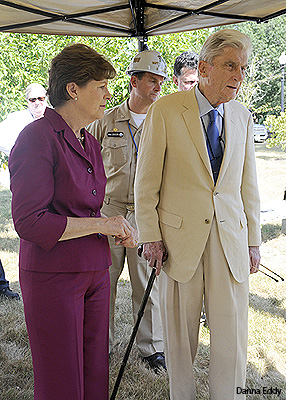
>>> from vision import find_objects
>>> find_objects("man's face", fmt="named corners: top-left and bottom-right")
top-left (131, 72), bottom-right (164, 105)
top-left (198, 46), bottom-right (248, 108)
top-left (27, 88), bottom-right (47, 119)
top-left (173, 67), bottom-right (198, 91)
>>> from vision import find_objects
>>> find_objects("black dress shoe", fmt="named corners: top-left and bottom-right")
top-left (0, 287), bottom-right (20, 300)
top-left (143, 352), bottom-right (167, 373)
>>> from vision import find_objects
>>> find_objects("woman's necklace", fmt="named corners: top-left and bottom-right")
top-left (76, 129), bottom-right (85, 145)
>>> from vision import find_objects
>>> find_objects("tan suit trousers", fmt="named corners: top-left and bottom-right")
top-left (159, 218), bottom-right (249, 400)
top-left (102, 201), bottom-right (164, 357)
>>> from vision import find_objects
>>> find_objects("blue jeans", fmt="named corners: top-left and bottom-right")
top-left (0, 259), bottom-right (9, 291)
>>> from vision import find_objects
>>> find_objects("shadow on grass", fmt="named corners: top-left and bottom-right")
top-left (261, 223), bottom-right (282, 242)
top-left (0, 237), bottom-right (19, 253)
top-left (246, 360), bottom-right (286, 399)
top-left (0, 297), bottom-right (34, 400)
top-left (255, 153), bottom-right (286, 161)
top-left (249, 293), bottom-right (286, 322)
top-left (0, 188), bottom-right (13, 233)
top-left (255, 142), bottom-right (286, 157)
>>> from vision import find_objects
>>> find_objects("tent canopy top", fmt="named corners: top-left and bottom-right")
top-left (0, 0), bottom-right (285, 41)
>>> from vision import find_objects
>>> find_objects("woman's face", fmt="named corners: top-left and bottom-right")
top-left (76, 79), bottom-right (112, 123)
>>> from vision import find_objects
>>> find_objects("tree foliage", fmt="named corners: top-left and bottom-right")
top-left (1, 15), bottom-right (286, 159)
top-left (0, 30), bottom-right (209, 167)
top-left (218, 15), bottom-right (286, 121)
top-left (265, 112), bottom-right (286, 150)
top-left (0, 29), bottom-right (209, 121)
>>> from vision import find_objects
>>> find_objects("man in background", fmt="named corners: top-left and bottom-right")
top-left (173, 50), bottom-right (207, 324)
top-left (0, 83), bottom-right (47, 156)
top-left (0, 83), bottom-right (46, 300)
top-left (173, 50), bottom-right (199, 91)
top-left (0, 259), bottom-right (19, 299)
top-left (87, 50), bottom-right (168, 372)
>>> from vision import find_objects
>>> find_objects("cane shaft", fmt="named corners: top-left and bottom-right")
top-left (260, 263), bottom-right (284, 281)
top-left (259, 269), bottom-right (279, 282)
top-left (110, 266), bottom-right (157, 400)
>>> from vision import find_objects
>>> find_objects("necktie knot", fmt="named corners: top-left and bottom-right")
top-left (209, 109), bottom-right (218, 123)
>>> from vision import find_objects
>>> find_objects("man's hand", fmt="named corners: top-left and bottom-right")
top-left (142, 241), bottom-right (168, 276)
top-left (249, 246), bottom-right (260, 274)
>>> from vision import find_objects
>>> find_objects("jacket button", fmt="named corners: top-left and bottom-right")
top-left (90, 211), bottom-right (96, 217)
top-left (92, 189), bottom-right (97, 195)
top-left (87, 167), bottom-right (93, 174)
top-left (97, 233), bottom-right (102, 239)
top-left (205, 218), bottom-right (210, 224)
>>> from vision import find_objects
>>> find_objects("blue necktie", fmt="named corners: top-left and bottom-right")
top-left (206, 109), bottom-right (223, 184)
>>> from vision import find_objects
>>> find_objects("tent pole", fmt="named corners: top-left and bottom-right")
top-left (138, 35), bottom-right (148, 51)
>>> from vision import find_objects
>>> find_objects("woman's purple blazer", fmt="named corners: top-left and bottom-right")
top-left (9, 107), bottom-right (111, 273)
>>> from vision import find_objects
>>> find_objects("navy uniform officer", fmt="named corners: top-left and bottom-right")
top-left (87, 50), bottom-right (168, 371)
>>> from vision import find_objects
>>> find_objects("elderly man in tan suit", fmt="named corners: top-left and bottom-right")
top-left (134, 29), bottom-right (261, 400)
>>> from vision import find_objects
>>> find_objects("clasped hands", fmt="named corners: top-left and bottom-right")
top-left (100, 215), bottom-right (138, 248)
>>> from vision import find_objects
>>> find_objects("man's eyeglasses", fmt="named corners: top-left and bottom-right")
top-left (28, 97), bottom-right (46, 103)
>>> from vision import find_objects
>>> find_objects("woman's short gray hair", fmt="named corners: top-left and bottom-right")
top-left (199, 29), bottom-right (252, 65)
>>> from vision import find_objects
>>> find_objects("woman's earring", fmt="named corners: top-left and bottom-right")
top-left (74, 97), bottom-right (78, 101)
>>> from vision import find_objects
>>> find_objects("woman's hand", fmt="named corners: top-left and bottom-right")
top-left (98, 215), bottom-right (138, 248)
top-left (59, 215), bottom-right (137, 247)
top-left (114, 228), bottom-right (138, 248)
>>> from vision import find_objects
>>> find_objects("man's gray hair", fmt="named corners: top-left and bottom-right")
top-left (199, 29), bottom-right (252, 65)
top-left (25, 83), bottom-right (46, 100)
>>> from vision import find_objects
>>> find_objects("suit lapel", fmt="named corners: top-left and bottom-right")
top-left (217, 101), bottom-right (237, 184)
top-left (63, 128), bottom-right (92, 163)
top-left (46, 108), bottom-right (91, 163)
top-left (180, 91), bottom-right (242, 186)
top-left (181, 90), bottom-right (213, 179)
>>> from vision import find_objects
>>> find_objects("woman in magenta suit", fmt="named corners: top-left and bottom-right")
top-left (9, 44), bottom-right (137, 400)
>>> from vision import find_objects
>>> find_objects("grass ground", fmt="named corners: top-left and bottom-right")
top-left (0, 142), bottom-right (285, 399)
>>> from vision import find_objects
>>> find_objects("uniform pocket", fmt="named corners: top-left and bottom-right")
top-left (103, 137), bottom-right (128, 166)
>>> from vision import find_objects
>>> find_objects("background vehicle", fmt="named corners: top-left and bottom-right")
top-left (253, 124), bottom-right (268, 142)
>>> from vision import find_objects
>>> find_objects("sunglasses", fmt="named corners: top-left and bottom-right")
top-left (28, 97), bottom-right (46, 103)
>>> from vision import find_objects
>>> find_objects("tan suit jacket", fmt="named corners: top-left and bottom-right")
top-left (134, 88), bottom-right (261, 283)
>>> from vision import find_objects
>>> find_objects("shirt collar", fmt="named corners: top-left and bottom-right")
top-left (195, 85), bottom-right (224, 119)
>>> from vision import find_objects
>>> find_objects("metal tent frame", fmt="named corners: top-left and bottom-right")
top-left (0, 1), bottom-right (285, 50)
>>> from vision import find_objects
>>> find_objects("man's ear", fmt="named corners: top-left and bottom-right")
top-left (198, 60), bottom-right (208, 77)
top-left (172, 75), bottom-right (178, 87)
top-left (66, 82), bottom-right (78, 100)
top-left (130, 75), bottom-right (138, 90)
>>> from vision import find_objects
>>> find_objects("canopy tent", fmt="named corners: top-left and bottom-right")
top-left (0, 1), bottom-right (285, 49)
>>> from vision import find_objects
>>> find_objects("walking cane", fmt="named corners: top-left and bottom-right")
top-left (110, 245), bottom-right (158, 400)
top-left (253, 263), bottom-right (285, 282)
